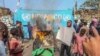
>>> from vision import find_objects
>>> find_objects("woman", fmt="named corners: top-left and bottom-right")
top-left (9, 28), bottom-right (23, 56)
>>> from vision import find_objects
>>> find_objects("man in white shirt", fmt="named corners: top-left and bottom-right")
top-left (56, 20), bottom-right (75, 56)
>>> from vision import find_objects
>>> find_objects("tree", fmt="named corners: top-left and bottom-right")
top-left (80, 0), bottom-right (100, 10)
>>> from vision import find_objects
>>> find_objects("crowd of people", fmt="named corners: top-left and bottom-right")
top-left (56, 18), bottom-right (100, 56)
top-left (0, 17), bottom-right (100, 56)
top-left (0, 21), bottom-right (24, 56)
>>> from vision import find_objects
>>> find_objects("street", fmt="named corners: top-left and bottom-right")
top-left (23, 40), bottom-right (33, 56)
top-left (23, 40), bottom-right (60, 56)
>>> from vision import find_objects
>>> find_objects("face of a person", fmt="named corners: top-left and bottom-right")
top-left (16, 23), bottom-right (21, 27)
top-left (67, 21), bottom-right (72, 27)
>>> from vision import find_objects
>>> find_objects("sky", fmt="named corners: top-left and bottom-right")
top-left (0, 0), bottom-right (86, 12)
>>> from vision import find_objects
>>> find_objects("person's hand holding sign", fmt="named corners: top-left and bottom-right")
top-left (83, 27), bottom-right (100, 56)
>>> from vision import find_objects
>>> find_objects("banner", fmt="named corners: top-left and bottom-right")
top-left (14, 8), bottom-right (74, 55)
top-left (14, 8), bottom-right (74, 39)
top-left (14, 8), bottom-right (74, 25)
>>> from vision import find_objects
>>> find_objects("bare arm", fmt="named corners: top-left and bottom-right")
top-left (83, 27), bottom-right (100, 56)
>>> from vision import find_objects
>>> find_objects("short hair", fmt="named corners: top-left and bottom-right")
top-left (80, 28), bottom-right (86, 36)
top-left (67, 20), bottom-right (72, 23)
top-left (16, 21), bottom-right (22, 25)
top-left (10, 28), bottom-right (18, 36)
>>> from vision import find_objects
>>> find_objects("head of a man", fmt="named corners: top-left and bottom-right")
top-left (67, 20), bottom-right (72, 27)
top-left (16, 21), bottom-right (22, 27)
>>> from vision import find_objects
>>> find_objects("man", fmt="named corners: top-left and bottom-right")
top-left (56, 20), bottom-right (75, 56)
top-left (73, 20), bottom-right (78, 32)
top-left (27, 22), bottom-right (32, 39)
top-left (77, 19), bottom-right (84, 33)
top-left (16, 21), bottom-right (24, 39)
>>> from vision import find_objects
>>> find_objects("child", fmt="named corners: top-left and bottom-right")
top-left (72, 28), bottom-right (87, 56)
top-left (9, 28), bottom-right (23, 56)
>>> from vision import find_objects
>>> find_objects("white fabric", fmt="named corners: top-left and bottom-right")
top-left (56, 27), bottom-right (75, 46)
